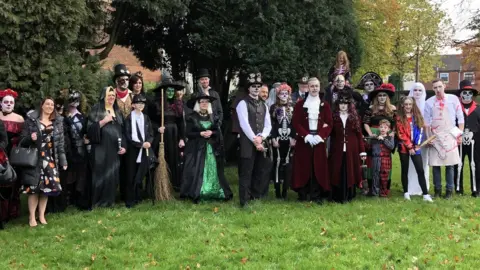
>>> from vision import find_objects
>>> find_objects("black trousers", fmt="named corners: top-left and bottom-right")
top-left (238, 151), bottom-right (269, 206)
top-left (399, 153), bottom-right (428, 195)
top-left (454, 143), bottom-right (479, 194)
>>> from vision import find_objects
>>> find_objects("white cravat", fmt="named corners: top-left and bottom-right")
top-left (303, 95), bottom-right (320, 131)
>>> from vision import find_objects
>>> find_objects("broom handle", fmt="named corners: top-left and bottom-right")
top-left (161, 87), bottom-right (165, 144)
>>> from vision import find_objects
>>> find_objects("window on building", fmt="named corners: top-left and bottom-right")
top-left (464, 72), bottom-right (475, 84)
top-left (439, 73), bottom-right (449, 83)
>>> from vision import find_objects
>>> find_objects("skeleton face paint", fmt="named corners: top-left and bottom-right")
top-left (364, 81), bottom-right (375, 93)
top-left (1, 95), bottom-right (15, 113)
top-left (335, 77), bottom-right (345, 89)
top-left (166, 87), bottom-right (175, 99)
top-left (249, 84), bottom-right (261, 98)
top-left (116, 76), bottom-right (129, 90)
top-left (377, 93), bottom-right (388, 104)
top-left (278, 90), bottom-right (289, 103)
top-left (461, 90), bottom-right (473, 103)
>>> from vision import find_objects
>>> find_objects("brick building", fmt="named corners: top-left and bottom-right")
top-left (91, 46), bottom-right (162, 83)
top-left (422, 54), bottom-right (480, 90)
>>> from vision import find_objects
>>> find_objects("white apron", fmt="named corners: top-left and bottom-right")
top-left (428, 100), bottom-right (461, 166)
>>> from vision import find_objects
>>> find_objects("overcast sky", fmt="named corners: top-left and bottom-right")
top-left (435, 0), bottom-right (480, 54)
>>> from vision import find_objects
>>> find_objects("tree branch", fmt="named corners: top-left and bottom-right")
top-left (94, 2), bottom-right (129, 61)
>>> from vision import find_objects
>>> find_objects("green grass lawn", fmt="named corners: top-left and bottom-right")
top-left (1, 155), bottom-right (479, 269)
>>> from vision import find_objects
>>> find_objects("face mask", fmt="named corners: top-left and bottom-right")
top-left (1, 96), bottom-right (15, 113)
top-left (461, 90), bottom-right (473, 103)
top-left (364, 81), bottom-right (375, 93)
top-left (166, 88), bottom-right (175, 99)
top-left (278, 91), bottom-right (289, 103)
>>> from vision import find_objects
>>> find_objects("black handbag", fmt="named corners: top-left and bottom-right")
top-left (9, 138), bottom-right (39, 168)
top-left (0, 160), bottom-right (17, 186)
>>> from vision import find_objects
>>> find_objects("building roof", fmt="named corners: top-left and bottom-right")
top-left (437, 54), bottom-right (475, 72)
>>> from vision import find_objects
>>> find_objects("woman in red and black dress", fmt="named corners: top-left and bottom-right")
top-left (0, 89), bottom-right (24, 226)
top-left (329, 91), bottom-right (366, 203)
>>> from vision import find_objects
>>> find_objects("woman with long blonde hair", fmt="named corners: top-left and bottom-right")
top-left (362, 83), bottom-right (396, 196)
top-left (328, 50), bottom-right (351, 84)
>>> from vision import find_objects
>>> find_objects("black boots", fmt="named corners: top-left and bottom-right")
top-left (444, 189), bottom-right (453, 199)
top-left (434, 189), bottom-right (442, 198)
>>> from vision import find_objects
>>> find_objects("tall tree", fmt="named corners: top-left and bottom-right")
top-left (0, 0), bottom-right (110, 112)
top-left (116, 0), bottom-right (362, 106)
top-left (390, 0), bottom-right (450, 82)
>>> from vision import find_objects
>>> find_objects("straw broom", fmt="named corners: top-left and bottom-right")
top-left (154, 87), bottom-right (174, 201)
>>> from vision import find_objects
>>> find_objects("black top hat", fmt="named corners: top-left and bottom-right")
top-left (186, 95), bottom-right (217, 109)
top-left (297, 74), bottom-right (309, 84)
top-left (153, 71), bottom-right (184, 92)
top-left (356, 72), bottom-right (383, 90)
top-left (246, 72), bottom-right (263, 87)
top-left (113, 64), bottom-right (131, 81)
top-left (458, 80), bottom-right (478, 96)
top-left (132, 94), bottom-right (147, 104)
top-left (197, 69), bottom-right (210, 78)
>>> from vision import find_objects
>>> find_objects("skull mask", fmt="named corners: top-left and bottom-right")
top-left (461, 90), bottom-right (473, 104)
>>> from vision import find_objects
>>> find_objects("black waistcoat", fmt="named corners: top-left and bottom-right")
top-left (239, 96), bottom-right (266, 158)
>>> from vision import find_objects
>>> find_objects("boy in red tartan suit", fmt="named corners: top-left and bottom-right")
top-left (370, 119), bottom-right (395, 197)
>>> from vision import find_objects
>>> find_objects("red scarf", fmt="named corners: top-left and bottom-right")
top-left (116, 88), bottom-right (129, 99)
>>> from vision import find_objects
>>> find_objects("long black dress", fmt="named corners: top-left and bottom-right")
top-left (87, 89), bottom-right (125, 208)
top-left (180, 112), bottom-right (232, 202)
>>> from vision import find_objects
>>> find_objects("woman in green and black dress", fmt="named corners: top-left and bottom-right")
top-left (180, 96), bottom-right (232, 203)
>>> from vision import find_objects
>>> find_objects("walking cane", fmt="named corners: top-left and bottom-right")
top-left (471, 138), bottom-right (477, 192)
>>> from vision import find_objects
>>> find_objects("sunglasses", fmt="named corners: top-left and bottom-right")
top-left (2, 101), bottom-right (14, 105)
top-left (250, 85), bottom-right (262, 89)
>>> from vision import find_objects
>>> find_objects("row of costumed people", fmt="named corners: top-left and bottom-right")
top-left (1, 57), bottom-right (479, 227)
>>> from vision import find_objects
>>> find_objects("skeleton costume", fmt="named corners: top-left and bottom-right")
top-left (454, 80), bottom-right (480, 197)
top-left (269, 83), bottom-right (295, 199)
top-left (236, 72), bottom-right (272, 207)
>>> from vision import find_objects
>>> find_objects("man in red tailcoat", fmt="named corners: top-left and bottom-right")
top-left (291, 77), bottom-right (333, 203)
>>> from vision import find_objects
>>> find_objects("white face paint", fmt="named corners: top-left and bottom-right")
top-left (413, 88), bottom-right (423, 100)
top-left (461, 90), bottom-right (473, 103)
top-left (364, 81), bottom-right (375, 93)
top-left (116, 76), bottom-right (129, 90)
top-left (377, 93), bottom-right (388, 104)
top-left (278, 90), bottom-right (289, 103)
top-left (1, 95), bottom-right (15, 113)
top-left (249, 84), bottom-right (261, 98)
top-left (335, 77), bottom-right (345, 89)
top-left (339, 103), bottom-right (349, 112)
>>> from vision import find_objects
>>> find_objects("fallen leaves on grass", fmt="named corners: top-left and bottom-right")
top-left (240, 257), bottom-right (248, 264)
top-left (320, 227), bottom-right (327, 235)
top-left (213, 207), bottom-right (219, 213)
top-left (91, 254), bottom-right (96, 262)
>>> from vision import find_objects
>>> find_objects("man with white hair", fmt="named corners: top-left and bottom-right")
top-left (291, 77), bottom-right (332, 203)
